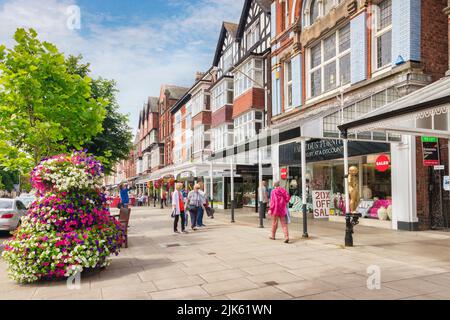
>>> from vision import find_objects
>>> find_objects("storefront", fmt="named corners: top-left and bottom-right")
top-left (279, 139), bottom-right (393, 222)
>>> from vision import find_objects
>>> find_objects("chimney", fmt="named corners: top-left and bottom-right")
top-left (446, 0), bottom-right (450, 75)
top-left (195, 71), bottom-right (205, 82)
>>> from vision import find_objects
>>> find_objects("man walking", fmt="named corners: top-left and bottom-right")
top-left (259, 180), bottom-right (269, 219)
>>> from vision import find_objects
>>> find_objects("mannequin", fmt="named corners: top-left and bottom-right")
top-left (348, 166), bottom-right (360, 213)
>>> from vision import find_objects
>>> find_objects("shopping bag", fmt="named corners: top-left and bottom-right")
top-left (171, 209), bottom-right (176, 218)
top-left (286, 207), bottom-right (291, 224)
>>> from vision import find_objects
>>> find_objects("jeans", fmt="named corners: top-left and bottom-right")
top-left (197, 207), bottom-right (204, 226)
top-left (259, 202), bottom-right (267, 219)
top-left (174, 212), bottom-right (186, 232)
top-left (189, 208), bottom-right (198, 229)
top-left (271, 216), bottom-right (289, 240)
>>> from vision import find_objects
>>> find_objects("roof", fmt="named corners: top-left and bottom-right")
top-left (339, 76), bottom-right (450, 134)
top-left (147, 97), bottom-right (159, 113)
top-left (162, 85), bottom-right (189, 100)
top-left (236, 0), bottom-right (271, 40)
top-left (213, 21), bottom-right (238, 66)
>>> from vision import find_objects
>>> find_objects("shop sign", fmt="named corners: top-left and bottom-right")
top-left (421, 136), bottom-right (440, 166)
top-left (444, 176), bottom-right (450, 191)
top-left (280, 168), bottom-right (288, 180)
top-left (434, 165), bottom-right (445, 171)
top-left (375, 154), bottom-right (390, 172)
top-left (313, 190), bottom-right (331, 219)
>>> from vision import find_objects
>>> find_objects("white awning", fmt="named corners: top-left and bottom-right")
top-left (339, 76), bottom-right (450, 138)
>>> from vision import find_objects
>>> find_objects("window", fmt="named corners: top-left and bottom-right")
top-left (233, 111), bottom-right (263, 144)
top-left (308, 24), bottom-right (350, 98)
top-left (191, 91), bottom-right (206, 117)
top-left (284, 60), bottom-right (293, 109)
top-left (212, 79), bottom-right (234, 112)
top-left (374, 0), bottom-right (392, 70)
top-left (282, 0), bottom-right (289, 30)
top-left (223, 47), bottom-right (233, 72)
top-left (246, 22), bottom-right (260, 49)
top-left (307, 0), bottom-right (342, 26)
top-left (193, 125), bottom-right (211, 153)
top-left (212, 124), bottom-right (234, 151)
top-left (234, 58), bottom-right (264, 98)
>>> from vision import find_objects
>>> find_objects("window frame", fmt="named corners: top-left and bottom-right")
top-left (234, 58), bottom-right (264, 99)
top-left (233, 110), bottom-right (263, 144)
top-left (372, 0), bottom-right (393, 72)
top-left (307, 24), bottom-right (351, 99)
top-left (284, 59), bottom-right (293, 110)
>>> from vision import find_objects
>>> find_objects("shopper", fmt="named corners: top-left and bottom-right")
top-left (259, 180), bottom-right (269, 219)
top-left (172, 183), bottom-right (187, 234)
top-left (197, 182), bottom-right (207, 227)
top-left (119, 184), bottom-right (130, 208)
top-left (268, 181), bottom-right (291, 243)
top-left (187, 184), bottom-right (204, 231)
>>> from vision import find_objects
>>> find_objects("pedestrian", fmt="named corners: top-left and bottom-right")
top-left (258, 180), bottom-right (269, 219)
top-left (196, 182), bottom-right (207, 227)
top-left (119, 184), bottom-right (130, 208)
top-left (187, 183), bottom-right (204, 231)
top-left (268, 181), bottom-right (291, 243)
top-left (172, 183), bottom-right (188, 234)
top-left (160, 188), bottom-right (165, 209)
top-left (153, 190), bottom-right (158, 207)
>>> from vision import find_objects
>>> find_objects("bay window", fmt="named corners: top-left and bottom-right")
top-left (212, 124), bottom-right (234, 152)
top-left (223, 47), bottom-right (233, 73)
top-left (193, 125), bottom-right (211, 154)
top-left (374, 0), bottom-right (392, 70)
top-left (212, 79), bottom-right (234, 112)
top-left (234, 58), bottom-right (264, 98)
top-left (308, 24), bottom-right (350, 98)
top-left (191, 91), bottom-right (207, 117)
top-left (234, 111), bottom-right (263, 144)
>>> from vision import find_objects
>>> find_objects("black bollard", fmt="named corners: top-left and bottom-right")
top-left (231, 200), bottom-right (235, 223)
top-left (345, 213), bottom-right (361, 247)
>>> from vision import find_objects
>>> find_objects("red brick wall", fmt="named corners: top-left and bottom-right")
top-left (233, 88), bottom-right (265, 118)
top-left (421, 0), bottom-right (449, 81)
top-left (192, 111), bottom-right (212, 129)
top-left (212, 105), bottom-right (233, 127)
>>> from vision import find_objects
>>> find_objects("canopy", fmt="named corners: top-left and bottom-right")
top-left (339, 76), bottom-right (450, 139)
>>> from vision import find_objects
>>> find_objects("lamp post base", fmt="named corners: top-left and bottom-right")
top-left (345, 213), bottom-right (362, 247)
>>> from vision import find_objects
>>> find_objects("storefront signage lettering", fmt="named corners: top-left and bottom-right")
top-left (375, 154), bottom-right (390, 172)
top-left (434, 165), bottom-right (445, 171)
top-left (280, 140), bottom-right (390, 165)
top-left (421, 136), bottom-right (440, 166)
top-left (313, 190), bottom-right (331, 219)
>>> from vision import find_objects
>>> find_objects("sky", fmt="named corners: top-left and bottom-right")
top-left (0, 0), bottom-right (245, 133)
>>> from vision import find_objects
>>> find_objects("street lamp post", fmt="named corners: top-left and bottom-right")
top-left (230, 155), bottom-right (235, 223)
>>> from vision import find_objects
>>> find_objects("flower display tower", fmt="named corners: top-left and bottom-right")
top-left (2, 151), bottom-right (124, 283)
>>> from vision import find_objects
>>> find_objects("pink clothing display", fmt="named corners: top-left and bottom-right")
top-left (269, 187), bottom-right (291, 217)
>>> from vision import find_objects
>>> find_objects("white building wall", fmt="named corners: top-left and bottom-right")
top-left (391, 135), bottom-right (418, 230)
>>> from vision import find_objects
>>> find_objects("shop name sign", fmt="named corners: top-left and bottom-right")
top-left (421, 136), bottom-right (440, 166)
top-left (313, 190), bottom-right (331, 219)
top-left (301, 140), bottom-right (344, 159)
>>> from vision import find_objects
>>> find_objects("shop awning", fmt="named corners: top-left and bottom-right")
top-left (338, 76), bottom-right (450, 139)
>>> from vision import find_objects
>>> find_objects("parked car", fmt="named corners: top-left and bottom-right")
top-left (17, 193), bottom-right (36, 209)
top-left (0, 199), bottom-right (27, 231)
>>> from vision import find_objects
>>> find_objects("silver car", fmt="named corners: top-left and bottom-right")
top-left (0, 199), bottom-right (27, 231)
top-left (17, 193), bottom-right (36, 209)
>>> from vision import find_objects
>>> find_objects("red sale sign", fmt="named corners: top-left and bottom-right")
top-left (280, 168), bottom-right (288, 180)
top-left (375, 154), bottom-right (390, 172)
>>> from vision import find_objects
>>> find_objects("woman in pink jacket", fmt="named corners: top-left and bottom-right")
top-left (268, 181), bottom-right (291, 243)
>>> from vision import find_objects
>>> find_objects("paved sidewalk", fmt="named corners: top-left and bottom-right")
top-left (2, 206), bottom-right (450, 300)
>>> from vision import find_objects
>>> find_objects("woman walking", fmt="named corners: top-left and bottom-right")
top-left (187, 184), bottom-right (204, 231)
top-left (172, 183), bottom-right (187, 234)
top-left (268, 181), bottom-right (291, 243)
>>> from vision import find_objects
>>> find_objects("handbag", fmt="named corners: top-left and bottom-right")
top-left (171, 209), bottom-right (176, 218)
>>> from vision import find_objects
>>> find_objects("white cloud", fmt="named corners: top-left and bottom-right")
top-left (0, 0), bottom-right (245, 133)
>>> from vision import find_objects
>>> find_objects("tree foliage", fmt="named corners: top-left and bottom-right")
top-left (0, 28), bottom-right (106, 173)
top-left (66, 55), bottom-right (133, 174)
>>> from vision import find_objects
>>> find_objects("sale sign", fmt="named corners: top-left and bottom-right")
top-left (313, 190), bottom-right (331, 219)
top-left (280, 168), bottom-right (288, 180)
top-left (375, 154), bottom-right (390, 172)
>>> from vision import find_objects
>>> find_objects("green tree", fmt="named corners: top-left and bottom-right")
top-left (66, 55), bottom-right (133, 174)
top-left (0, 28), bottom-right (106, 173)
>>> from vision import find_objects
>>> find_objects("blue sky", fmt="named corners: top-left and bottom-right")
top-left (0, 0), bottom-right (245, 133)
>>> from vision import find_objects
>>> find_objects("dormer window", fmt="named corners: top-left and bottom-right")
top-left (305, 0), bottom-right (342, 27)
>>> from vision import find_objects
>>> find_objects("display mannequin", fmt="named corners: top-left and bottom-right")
top-left (348, 166), bottom-right (360, 213)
